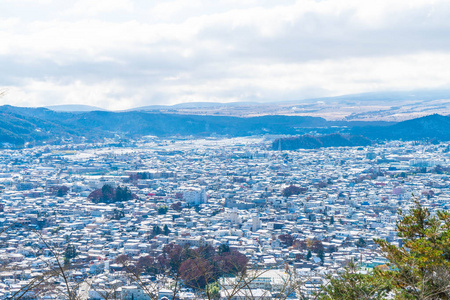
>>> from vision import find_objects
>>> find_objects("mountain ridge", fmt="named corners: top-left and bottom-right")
top-left (0, 105), bottom-right (448, 147)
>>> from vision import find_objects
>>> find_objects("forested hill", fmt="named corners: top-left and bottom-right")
top-left (272, 134), bottom-right (372, 150)
top-left (0, 105), bottom-right (330, 146)
top-left (0, 105), bottom-right (448, 147)
top-left (351, 114), bottom-right (450, 141)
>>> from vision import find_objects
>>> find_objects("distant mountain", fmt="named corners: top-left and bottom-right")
top-left (0, 106), bottom-right (330, 146)
top-left (45, 104), bottom-right (106, 112)
top-left (126, 89), bottom-right (450, 121)
top-left (295, 89), bottom-right (450, 104)
top-left (352, 114), bottom-right (450, 141)
top-left (0, 105), bottom-right (450, 147)
top-left (131, 89), bottom-right (450, 112)
top-left (130, 101), bottom-right (261, 111)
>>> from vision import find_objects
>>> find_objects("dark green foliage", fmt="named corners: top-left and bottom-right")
top-left (158, 205), bottom-right (169, 215)
top-left (115, 186), bottom-right (133, 202)
top-left (375, 201), bottom-right (450, 299)
top-left (112, 209), bottom-right (125, 220)
top-left (355, 237), bottom-right (366, 248)
top-left (353, 114), bottom-right (450, 141)
top-left (206, 282), bottom-right (220, 300)
top-left (218, 244), bottom-right (230, 255)
top-left (56, 186), bottom-right (69, 197)
top-left (323, 200), bottom-right (450, 299)
top-left (2, 105), bottom-right (450, 145)
top-left (101, 184), bottom-right (115, 202)
top-left (49, 185), bottom-right (69, 197)
top-left (152, 225), bottom-right (162, 236)
top-left (64, 244), bottom-right (77, 266)
top-left (319, 260), bottom-right (391, 300)
top-left (88, 184), bottom-right (134, 203)
top-left (282, 185), bottom-right (307, 197)
top-left (273, 133), bottom-right (372, 151)
top-left (318, 248), bottom-right (325, 263)
top-left (163, 224), bottom-right (170, 235)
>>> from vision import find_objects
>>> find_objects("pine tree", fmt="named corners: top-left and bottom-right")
top-left (306, 250), bottom-right (312, 261)
top-left (355, 237), bottom-right (366, 248)
top-left (163, 224), bottom-right (170, 235)
top-left (322, 199), bottom-right (450, 299)
top-left (152, 225), bottom-right (162, 236)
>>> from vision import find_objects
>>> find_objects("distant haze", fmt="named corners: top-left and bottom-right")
top-left (2, 1), bottom-right (450, 110)
top-left (45, 104), bottom-right (106, 112)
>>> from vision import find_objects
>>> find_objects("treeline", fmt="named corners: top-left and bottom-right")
top-left (116, 243), bottom-right (248, 289)
top-left (282, 185), bottom-right (308, 197)
top-left (273, 133), bottom-right (371, 150)
top-left (88, 184), bottom-right (136, 203)
top-left (322, 201), bottom-right (450, 299)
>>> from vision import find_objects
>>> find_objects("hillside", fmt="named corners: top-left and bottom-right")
top-left (351, 114), bottom-right (450, 141)
top-left (0, 106), bottom-right (329, 146)
top-left (0, 105), bottom-right (449, 147)
top-left (272, 133), bottom-right (372, 150)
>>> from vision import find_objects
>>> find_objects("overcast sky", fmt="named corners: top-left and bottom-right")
top-left (1, 0), bottom-right (450, 110)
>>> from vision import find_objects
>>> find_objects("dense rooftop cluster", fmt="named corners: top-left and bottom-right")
top-left (0, 137), bottom-right (450, 299)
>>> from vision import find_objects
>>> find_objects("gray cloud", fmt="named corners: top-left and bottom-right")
top-left (2, 0), bottom-right (450, 109)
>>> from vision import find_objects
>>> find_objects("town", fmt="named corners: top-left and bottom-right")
top-left (0, 136), bottom-right (449, 299)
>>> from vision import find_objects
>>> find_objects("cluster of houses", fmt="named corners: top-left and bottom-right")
top-left (0, 137), bottom-right (450, 299)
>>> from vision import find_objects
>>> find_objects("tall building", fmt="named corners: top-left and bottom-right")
top-left (252, 213), bottom-right (261, 232)
top-left (180, 187), bottom-right (207, 206)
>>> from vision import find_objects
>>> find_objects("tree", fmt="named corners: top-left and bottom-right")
top-left (207, 281), bottom-right (220, 300)
top-left (306, 250), bottom-right (312, 261)
top-left (179, 257), bottom-right (214, 289)
top-left (319, 259), bottom-right (391, 300)
top-left (64, 244), bottom-right (77, 260)
top-left (137, 255), bottom-right (157, 275)
top-left (355, 237), bottom-right (366, 248)
top-left (317, 248), bottom-right (325, 264)
top-left (163, 243), bottom-right (191, 272)
top-left (152, 225), bottom-right (162, 236)
top-left (87, 189), bottom-right (103, 203)
top-left (294, 239), bottom-right (307, 250)
top-left (215, 250), bottom-right (248, 276)
top-left (163, 224), bottom-right (170, 235)
top-left (88, 184), bottom-right (135, 203)
top-left (375, 200), bottom-right (450, 299)
top-left (170, 201), bottom-right (183, 212)
top-left (56, 186), bottom-right (69, 197)
top-left (112, 209), bottom-right (125, 220)
top-left (115, 254), bottom-right (130, 265)
top-left (327, 245), bottom-right (338, 253)
top-left (64, 243), bottom-right (77, 266)
top-left (282, 185), bottom-right (307, 197)
top-left (115, 185), bottom-right (133, 201)
top-left (325, 200), bottom-right (450, 299)
top-left (218, 244), bottom-right (230, 255)
top-left (308, 239), bottom-right (324, 253)
top-left (101, 184), bottom-right (115, 202)
top-left (278, 234), bottom-right (294, 247)
top-left (158, 205), bottom-right (169, 215)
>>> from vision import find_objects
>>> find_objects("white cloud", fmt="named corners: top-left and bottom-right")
top-left (1, 0), bottom-right (450, 109)
top-left (66, 0), bottom-right (134, 16)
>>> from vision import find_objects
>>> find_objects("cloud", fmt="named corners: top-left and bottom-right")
top-left (1, 0), bottom-right (450, 109)
top-left (66, 0), bottom-right (134, 16)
